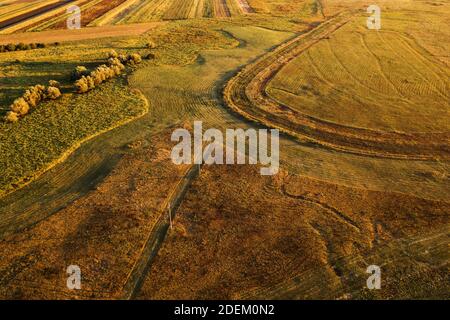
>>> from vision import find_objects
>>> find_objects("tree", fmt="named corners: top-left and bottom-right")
top-left (71, 66), bottom-right (89, 80)
top-left (10, 98), bottom-right (30, 116)
top-left (127, 53), bottom-right (142, 65)
top-left (4, 111), bottom-right (19, 123)
top-left (46, 86), bottom-right (62, 99)
top-left (6, 43), bottom-right (15, 51)
top-left (146, 41), bottom-right (157, 49)
top-left (49, 80), bottom-right (60, 88)
top-left (75, 76), bottom-right (89, 93)
top-left (108, 49), bottom-right (118, 59)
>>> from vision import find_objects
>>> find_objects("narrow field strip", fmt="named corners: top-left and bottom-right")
top-left (0, 22), bottom-right (163, 44)
top-left (213, 0), bottom-right (231, 18)
top-left (88, 0), bottom-right (141, 26)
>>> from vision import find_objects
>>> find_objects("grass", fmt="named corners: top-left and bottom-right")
top-left (0, 0), bottom-right (448, 300)
top-left (0, 77), bottom-right (148, 197)
top-left (267, 13), bottom-right (450, 133)
top-left (0, 36), bottom-right (151, 196)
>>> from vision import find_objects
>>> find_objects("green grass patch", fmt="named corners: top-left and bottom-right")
top-left (0, 77), bottom-right (148, 196)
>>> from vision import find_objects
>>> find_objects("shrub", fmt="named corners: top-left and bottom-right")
top-left (145, 53), bottom-right (155, 60)
top-left (48, 80), bottom-right (60, 88)
top-left (54, 42), bottom-right (61, 46)
top-left (118, 54), bottom-right (128, 64)
top-left (75, 76), bottom-right (90, 93)
top-left (4, 111), bottom-right (19, 123)
top-left (108, 49), bottom-right (118, 59)
top-left (23, 89), bottom-right (40, 108)
top-left (71, 66), bottom-right (89, 80)
top-left (46, 86), bottom-right (62, 99)
top-left (146, 41), bottom-right (157, 49)
top-left (127, 53), bottom-right (142, 65)
top-left (23, 85), bottom-right (46, 108)
top-left (86, 76), bottom-right (95, 90)
top-left (6, 43), bottom-right (15, 51)
top-left (37, 43), bottom-right (46, 48)
top-left (10, 98), bottom-right (30, 116)
top-left (107, 57), bottom-right (125, 70)
top-left (30, 43), bottom-right (37, 49)
top-left (17, 43), bottom-right (29, 50)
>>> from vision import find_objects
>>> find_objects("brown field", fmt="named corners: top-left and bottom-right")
top-left (0, 21), bottom-right (164, 44)
top-left (49, 0), bottom-right (128, 29)
top-left (137, 164), bottom-right (449, 299)
top-left (0, 128), bottom-right (191, 299)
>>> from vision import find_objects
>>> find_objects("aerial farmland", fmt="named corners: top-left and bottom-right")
top-left (0, 0), bottom-right (448, 303)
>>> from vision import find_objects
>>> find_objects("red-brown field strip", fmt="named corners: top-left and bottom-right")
top-left (236, 0), bottom-right (254, 13)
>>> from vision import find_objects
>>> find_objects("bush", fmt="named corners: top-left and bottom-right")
top-left (118, 54), bottom-right (128, 64)
top-left (6, 43), bottom-right (15, 51)
top-left (146, 41), bottom-right (157, 49)
top-left (10, 98), bottom-right (30, 116)
top-left (86, 76), bottom-right (95, 90)
top-left (71, 66), bottom-right (89, 80)
top-left (23, 85), bottom-right (46, 108)
top-left (46, 86), bottom-right (61, 99)
top-left (108, 49), bottom-right (118, 59)
top-left (75, 76), bottom-right (90, 93)
top-left (145, 53), bottom-right (155, 60)
top-left (48, 80), bottom-right (60, 88)
top-left (4, 111), bottom-right (19, 123)
top-left (107, 57), bottom-right (125, 69)
top-left (17, 43), bottom-right (29, 50)
top-left (127, 53), bottom-right (142, 65)
top-left (37, 43), bottom-right (46, 48)
top-left (30, 43), bottom-right (37, 49)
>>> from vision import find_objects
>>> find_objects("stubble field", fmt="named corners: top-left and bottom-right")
top-left (0, 0), bottom-right (448, 300)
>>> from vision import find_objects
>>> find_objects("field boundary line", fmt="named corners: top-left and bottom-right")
top-left (121, 163), bottom-right (201, 299)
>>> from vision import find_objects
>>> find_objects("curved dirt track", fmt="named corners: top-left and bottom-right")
top-left (223, 11), bottom-right (450, 160)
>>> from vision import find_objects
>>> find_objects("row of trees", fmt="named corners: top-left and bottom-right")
top-left (74, 50), bottom-right (142, 94)
top-left (4, 81), bottom-right (62, 123)
top-left (3, 50), bottom-right (145, 123)
top-left (0, 42), bottom-right (58, 53)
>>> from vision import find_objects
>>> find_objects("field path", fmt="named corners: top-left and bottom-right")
top-left (0, 22), bottom-right (164, 44)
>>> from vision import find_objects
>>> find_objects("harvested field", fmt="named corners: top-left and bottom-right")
top-left (0, 0), bottom-right (448, 302)
top-left (163, 0), bottom-right (196, 20)
top-left (223, 10), bottom-right (450, 160)
top-left (137, 164), bottom-right (450, 299)
top-left (0, 0), bottom-right (74, 31)
top-left (48, 0), bottom-right (129, 29)
top-left (88, 0), bottom-right (143, 26)
top-left (0, 22), bottom-right (163, 44)
top-left (212, 0), bottom-right (231, 18)
top-left (0, 128), bottom-right (192, 299)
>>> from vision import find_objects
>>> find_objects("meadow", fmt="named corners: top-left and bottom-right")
top-left (0, 36), bottom-right (150, 196)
